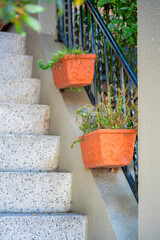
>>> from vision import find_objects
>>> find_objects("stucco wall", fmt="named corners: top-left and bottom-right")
top-left (38, 0), bottom-right (57, 35)
top-left (138, 1), bottom-right (160, 239)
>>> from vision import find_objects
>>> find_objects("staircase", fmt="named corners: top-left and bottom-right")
top-left (0, 32), bottom-right (86, 239)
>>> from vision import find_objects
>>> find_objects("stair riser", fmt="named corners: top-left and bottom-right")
top-left (0, 78), bottom-right (40, 104)
top-left (0, 54), bottom-right (33, 79)
top-left (0, 135), bottom-right (60, 172)
top-left (0, 104), bottom-right (50, 135)
top-left (0, 173), bottom-right (71, 212)
top-left (0, 32), bottom-right (26, 54)
top-left (0, 214), bottom-right (86, 240)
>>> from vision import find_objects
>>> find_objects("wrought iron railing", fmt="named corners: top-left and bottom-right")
top-left (57, 0), bottom-right (138, 202)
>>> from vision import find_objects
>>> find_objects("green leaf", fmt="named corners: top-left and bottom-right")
top-left (2, 5), bottom-right (16, 24)
top-left (15, 21), bottom-right (26, 36)
top-left (21, 15), bottom-right (41, 32)
top-left (24, 4), bottom-right (45, 14)
top-left (120, 7), bottom-right (129, 10)
top-left (111, 19), bottom-right (123, 24)
top-left (129, 36), bottom-right (135, 44)
top-left (0, 8), bottom-right (3, 19)
top-left (123, 26), bottom-right (133, 34)
top-left (38, 59), bottom-right (50, 70)
top-left (98, 0), bottom-right (113, 6)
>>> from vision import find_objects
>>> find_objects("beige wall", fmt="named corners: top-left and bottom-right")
top-left (138, 0), bottom-right (160, 239)
top-left (38, 0), bottom-right (57, 35)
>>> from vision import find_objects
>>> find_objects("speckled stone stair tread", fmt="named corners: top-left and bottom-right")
top-left (0, 134), bottom-right (60, 172)
top-left (0, 103), bottom-right (50, 135)
top-left (0, 172), bottom-right (72, 212)
top-left (0, 78), bottom-right (41, 104)
top-left (0, 31), bottom-right (87, 239)
top-left (0, 31), bottom-right (26, 54)
top-left (0, 213), bottom-right (87, 240)
top-left (0, 54), bottom-right (33, 79)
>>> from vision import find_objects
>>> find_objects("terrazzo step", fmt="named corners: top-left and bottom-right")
top-left (0, 172), bottom-right (71, 212)
top-left (0, 78), bottom-right (40, 104)
top-left (0, 32), bottom-right (26, 55)
top-left (0, 54), bottom-right (32, 79)
top-left (0, 134), bottom-right (60, 172)
top-left (0, 103), bottom-right (50, 135)
top-left (0, 213), bottom-right (87, 240)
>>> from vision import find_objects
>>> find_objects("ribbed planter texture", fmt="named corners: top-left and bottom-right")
top-left (52, 54), bottom-right (96, 89)
top-left (80, 129), bottom-right (136, 168)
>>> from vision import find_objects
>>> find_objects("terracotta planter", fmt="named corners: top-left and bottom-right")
top-left (52, 54), bottom-right (96, 89)
top-left (80, 129), bottom-right (136, 168)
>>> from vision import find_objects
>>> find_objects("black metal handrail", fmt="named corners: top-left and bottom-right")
top-left (86, 0), bottom-right (137, 88)
top-left (57, 0), bottom-right (138, 202)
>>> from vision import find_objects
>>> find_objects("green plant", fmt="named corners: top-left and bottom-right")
top-left (0, 0), bottom-right (63, 36)
top-left (71, 88), bottom-right (137, 148)
top-left (38, 46), bottom-right (87, 70)
top-left (90, 0), bottom-right (137, 73)
top-left (69, 87), bottom-right (82, 93)
top-left (97, 0), bottom-right (137, 49)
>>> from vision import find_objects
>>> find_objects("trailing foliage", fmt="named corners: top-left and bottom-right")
top-left (71, 88), bottom-right (137, 148)
top-left (38, 46), bottom-right (87, 70)
top-left (69, 87), bottom-right (82, 92)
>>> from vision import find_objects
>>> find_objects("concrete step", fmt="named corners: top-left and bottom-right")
top-left (0, 54), bottom-right (32, 79)
top-left (0, 213), bottom-right (87, 240)
top-left (0, 134), bottom-right (60, 172)
top-left (0, 32), bottom-right (26, 55)
top-left (0, 172), bottom-right (71, 212)
top-left (0, 103), bottom-right (50, 135)
top-left (0, 78), bottom-right (40, 104)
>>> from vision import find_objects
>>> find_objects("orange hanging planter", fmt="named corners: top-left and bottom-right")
top-left (79, 129), bottom-right (136, 168)
top-left (52, 54), bottom-right (96, 89)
